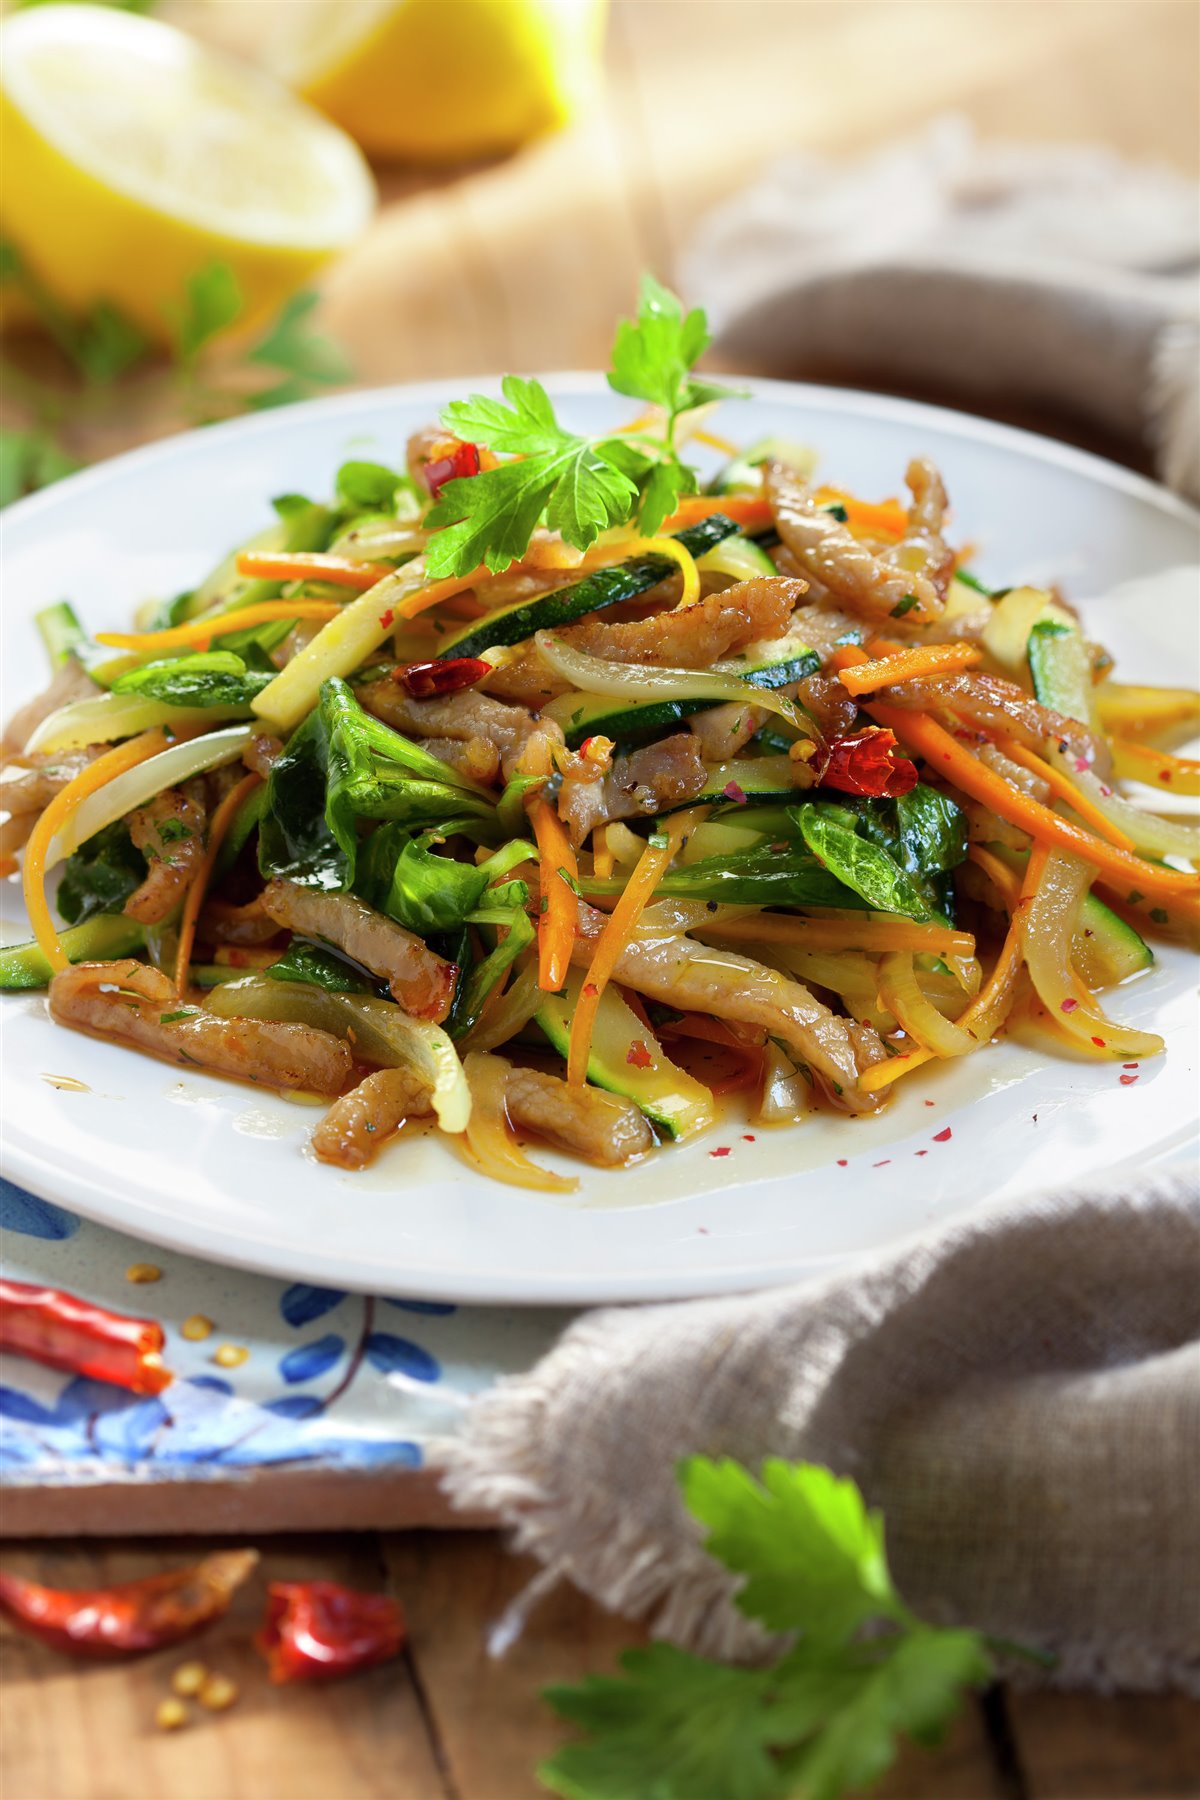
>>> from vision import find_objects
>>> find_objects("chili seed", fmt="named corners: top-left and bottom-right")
top-left (213, 1344), bottom-right (249, 1369)
top-left (181, 1315), bottom-right (214, 1342)
top-left (155, 1698), bottom-right (189, 1732)
top-left (198, 1674), bottom-right (239, 1712)
top-left (171, 1662), bottom-right (208, 1698)
top-left (126, 1263), bottom-right (162, 1284)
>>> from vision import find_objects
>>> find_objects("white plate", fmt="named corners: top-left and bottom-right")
top-left (2, 379), bottom-right (1197, 1303)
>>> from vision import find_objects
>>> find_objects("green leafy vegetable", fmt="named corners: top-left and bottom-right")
top-left (540, 1458), bottom-right (1007, 1800)
top-left (608, 273), bottom-right (741, 434)
top-left (246, 290), bottom-right (351, 410)
top-left (56, 823), bottom-right (147, 925)
top-left (792, 804), bottom-right (936, 921)
top-left (166, 262), bottom-right (242, 365)
top-left (357, 826), bottom-right (493, 933)
top-left (334, 459), bottom-right (413, 513)
top-left (825, 786), bottom-right (967, 922)
top-left (0, 914), bottom-right (146, 991)
top-left (581, 840), bottom-right (863, 911)
top-left (112, 650), bottom-right (273, 708)
top-left (266, 940), bottom-right (373, 994)
top-left (450, 893), bottom-right (536, 1041)
top-left (35, 600), bottom-right (89, 670)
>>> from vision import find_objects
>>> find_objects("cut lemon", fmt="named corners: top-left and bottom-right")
top-left (271, 0), bottom-right (607, 164)
top-left (0, 5), bottom-right (375, 341)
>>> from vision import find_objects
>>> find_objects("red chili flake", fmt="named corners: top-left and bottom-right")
top-left (697, 1227), bottom-right (710, 1235)
top-left (1060, 997), bottom-right (1079, 1014)
top-left (873, 1159), bottom-right (891, 1168)
top-left (723, 780), bottom-right (748, 804)
top-left (1161, 770), bottom-right (1173, 783)
top-left (924, 1099), bottom-right (936, 1107)
top-left (1119, 1073), bottom-right (1139, 1086)
top-left (1074, 757), bottom-right (1089, 773)
top-left (1123, 1062), bottom-right (1139, 1069)
top-left (836, 1158), bottom-right (848, 1167)
top-left (423, 439), bottom-right (481, 499)
top-left (583, 982), bottom-right (599, 998)
top-left (709, 1146), bottom-right (732, 1158)
top-left (397, 656), bottom-right (492, 699)
top-left (933, 1127), bottom-right (952, 1143)
top-left (626, 1039), bottom-right (653, 1069)
top-left (0, 1552), bottom-right (257, 1659)
top-left (377, 607), bottom-right (395, 631)
top-left (0, 1278), bottom-right (172, 1395)
top-left (257, 1581), bottom-right (405, 1683)
top-left (819, 729), bottom-right (918, 799)
top-left (1099, 784), bottom-right (1113, 797)
top-left (914, 1149), bottom-right (928, 1156)
top-left (742, 1134), bottom-right (756, 1142)
top-left (1091, 1037), bottom-right (1106, 1048)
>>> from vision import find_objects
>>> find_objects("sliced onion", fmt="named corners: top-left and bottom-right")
top-left (45, 725), bottom-right (253, 866)
top-left (1020, 852), bottom-right (1165, 1059)
top-left (753, 1039), bottom-right (810, 1126)
top-left (208, 978), bottom-right (471, 1132)
top-left (1046, 745), bottom-right (1200, 861)
top-left (462, 1051), bottom-right (576, 1193)
top-left (877, 952), bottom-right (975, 1057)
top-left (26, 692), bottom-right (252, 755)
top-left (532, 631), bottom-right (817, 737)
top-left (458, 959), bottom-right (543, 1054)
top-left (766, 944), bottom-right (896, 1036)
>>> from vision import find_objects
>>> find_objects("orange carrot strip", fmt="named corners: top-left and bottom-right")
top-left (660, 495), bottom-right (774, 532)
top-left (22, 730), bottom-right (170, 976)
top-left (235, 551), bottom-right (393, 590)
top-left (567, 811), bottom-right (698, 1088)
top-left (528, 796), bottom-right (579, 994)
top-left (1108, 735), bottom-right (1200, 796)
top-left (866, 702), bottom-right (1199, 902)
top-left (174, 774), bottom-right (262, 995)
top-left (966, 845), bottom-right (1023, 911)
top-left (996, 738), bottom-right (1137, 852)
top-left (96, 603), bottom-right (341, 653)
top-left (837, 643), bottom-right (981, 696)
top-left (393, 568), bottom-right (492, 624)
top-left (860, 844), bottom-right (1048, 1092)
top-left (591, 827), bottom-right (615, 881)
top-left (816, 488), bottom-right (908, 538)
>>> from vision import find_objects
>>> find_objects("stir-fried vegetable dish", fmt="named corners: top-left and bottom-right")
top-left (4, 278), bottom-right (1198, 1192)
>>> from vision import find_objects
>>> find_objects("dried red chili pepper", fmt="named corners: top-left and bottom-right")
top-left (0, 1278), bottom-right (172, 1395)
top-left (256, 1580), bottom-right (405, 1682)
top-left (819, 728), bottom-right (919, 799)
top-left (0, 1551), bottom-right (258, 1659)
top-left (423, 439), bottom-right (481, 499)
top-left (395, 656), bottom-right (492, 699)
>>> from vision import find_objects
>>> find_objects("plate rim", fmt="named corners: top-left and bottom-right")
top-left (2, 375), bottom-right (1197, 1303)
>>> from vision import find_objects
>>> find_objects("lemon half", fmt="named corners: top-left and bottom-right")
top-left (274, 0), bottom-right (607, 164)
top-left (0, 5), bottom-right (376, 340)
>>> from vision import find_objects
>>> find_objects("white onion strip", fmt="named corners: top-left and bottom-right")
top-left (1046, 744), bottom-right (1200, 861)
top-left (532, 631), bottom-right (815, 736)
top-left (46, 725), bottom-right (253, 867)
top-left (27, 692), bottom-right (252, 756)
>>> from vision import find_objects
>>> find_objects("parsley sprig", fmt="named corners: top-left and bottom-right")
top-left (540, 1457), bottom-right (1038, 1800)
top-left (425, 274), bottom-right (743, 577)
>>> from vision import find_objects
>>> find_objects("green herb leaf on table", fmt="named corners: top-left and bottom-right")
top-left (166, 261), bottom-right (243, 366)
top-left (246, 290), bottom-right (351, 410)
top-left (0, 427), bottom-right (82, 508)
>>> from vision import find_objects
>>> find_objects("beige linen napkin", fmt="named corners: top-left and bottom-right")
top-left (438, 1170), bottom-right (1200, 1691)
top-left (681, 118), bottom-right (1200, 501)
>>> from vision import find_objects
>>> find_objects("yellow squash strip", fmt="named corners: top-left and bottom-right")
top-left (996, 738), bottom-right (1137, 851)
top-left (96, 602), bottom-right (341, 653)
top-left (1108, 736), bottom-right (1200, 797)
top-left (567, 809), bottom-right (701, 1087)
top-left (462, 1052), bottom-right (576, 1194)
top-left (613, 534), bottom-right (701, 609)
top-left (876, 952), bottom-right (975, 1058)
top-left (699, 912), bottom-right (976, 957)
top-left (173, 774), bottom-right (262, 995)
top-left (22, 729), bottom-right (170, 975)
top-left (859, 845), bottom-right (1050, 1094)
top-left (837, 642), bottom-right (981, 696)
top-left (1093, 683), bottom-right (1200, 738)
top-left (591, 826), bottom-right (615, 880)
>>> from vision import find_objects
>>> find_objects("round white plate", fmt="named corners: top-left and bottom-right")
top-left (2, 378), bottom-right (1197, 1303)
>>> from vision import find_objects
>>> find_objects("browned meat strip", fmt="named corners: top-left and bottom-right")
top-left (124, 785), bottom-right (207, 925)
top-left (0, 749), bottom-right (99, 816)
top-left (503, 1064), bottom-right (653, 1165)
top-left (486, 577), bottom-right (806, 707)
top-left (882, 670), bottom-right (1100, 764)
top-left (767, 463), bottom-right (942, 624)
top-left (795, 671), bottom-right (859, 742)
top-left (900, 455), bottom-right (955, 599)
top-left (686, 701), bottom-right (762, 761)
top-left (418, 735), bottom-right (502, 786)
top-left (312, 1066), bottom-right (433, 1168)
top-left (243, 734), bottom-right (284, 780)
top-left (557, 733), bottom-right (707, 848)
top-left (358, 680), bottom-right (563, 781)
top-left (49, 961), bottom-right (352, 1094)
top-left (260, 878), bottom-right (456, 1023)
top-left (2, 660), bottom-right (98, 759)
top-left (200, 896), bottom-right (283, 946)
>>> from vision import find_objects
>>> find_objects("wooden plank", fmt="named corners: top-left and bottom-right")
top-left (0, 1536), bottom-right (447, 1800)
top-left (1011, 1689), bottom-right (1200, 1799)
top-left (384, 1529), bottom-right (1007, 1800)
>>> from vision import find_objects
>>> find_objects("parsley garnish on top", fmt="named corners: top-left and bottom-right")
top-left (424, 274), bottom-right (744, 578)
top-left (539, 1456), bottom-right (1036, 1800)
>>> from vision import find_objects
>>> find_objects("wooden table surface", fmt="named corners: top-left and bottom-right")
top-left (4, 3), bottom-right (1199, 1796)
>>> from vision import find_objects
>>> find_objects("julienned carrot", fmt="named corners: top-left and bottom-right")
top-left (866, 702), bottom-right (1200, 902)
top-left (173, 774), bottom-right (262, 995)
top-left (235, 551), bottom-right (393, 590)
top-left (393, 568), bottom-right (492, 623)
top-left (528, 796), bottom-right (579, 994)
top-left (966, 845), bottom-right (1022, 911)
top-left (22, 731), bottom-right (170, 975)
top-left (860, 845), bottom-right (1048, 1093)
top-left (996, 738), bottom-right (1137, 851)
top-left (1108, 736), bottom-right (1200, 796)
top-left (837, 643), bottom-right (981, 696)
top-left (96, 602), bottom-right (341, 653)
top-left (661, 495), bottom-right (774, 532)
top-left (567, 810), bottom-right (698, 1087)
top-left (815, 488), bottom-right (908, 538)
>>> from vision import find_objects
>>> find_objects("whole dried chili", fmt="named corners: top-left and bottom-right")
top-left (0, 1551), bottom-right (258, 1659)
top-left (256, 1580), bottom-right (405, 1682)
top-left (423, 438), bottom-right (481, 499)
top-left (395, 655), bottom-right (492, 700)
top-left (0, 1278), bottom-right (172, 1395)
top-left (818, 728), bottom-right (919, 799)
